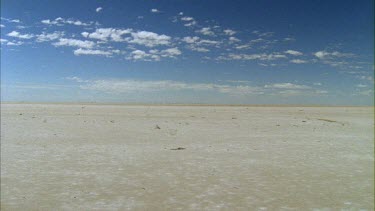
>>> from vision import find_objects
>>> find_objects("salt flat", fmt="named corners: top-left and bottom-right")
top-left (1, 104), bottom-right (373, 210)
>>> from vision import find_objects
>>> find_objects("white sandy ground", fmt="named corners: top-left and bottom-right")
top-left (0, 104), bottom-right (373, 210)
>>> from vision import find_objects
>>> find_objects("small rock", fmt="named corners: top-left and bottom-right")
top-left (155, 125), bottom-right (161, 129)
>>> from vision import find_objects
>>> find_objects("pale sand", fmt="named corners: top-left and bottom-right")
top-left (1, 104), bottom-right (374, 210)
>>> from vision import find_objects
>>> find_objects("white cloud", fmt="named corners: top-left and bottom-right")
top-left (353, 89), bottom-right (374, 96)
top-left (151, 8), bottom-right (160, 13)
top-left (229, 37), bottom-right (240, 42)
top-left (73, 48), bottom-right (118, 56)
top-left (184, 21), bottom-right (197, 27)
top-left (69, 78), bottom-right (264, 95)
top-left (7, 31), bottom-right (34, 39)
top-left (196, 27), bottom-right (215, 36)
top-left (187, 46), bottom-right (210, 52)
top-left (128, 31), bottom-right (172, 47)
top-left (65, 76), bottom-right (89, 83)
top-left (83, 28), bottom-right (132, 42)
top-left (182, 36), bottom-right (200, 44)
top-left (283, 37), bottom-right (295, 42)
top-left (96, 7), bottom-right (103, 12)
top-left (41, 17), bottom-right (93, 26)
top-left (1, 17), bottom-right (21, 23)
top-left (182, 36), bottom-right (219, 52)
top-left (253, 31), bottom-right (274, 37)
top-left (82, 28), bottom-right (133, 42)
top-left (0, 24), bottom-right (4, 27)
top-left (219, 53), bottom-right (287, 61)
top-left (180, 16), bottom-right (196, 27)
top-left (127, 47), bottom-right (181, 61)
top-left (235, 44), bottom-right (251, 50)
top-left (285, 50), bottom-right (303, 56)
top-left (181, 16), bottom-right (194, 21)
top-left (313, 82), bottom-right (322, 86)
top-left (356, 84), bottom-right (368, 88)
top-left (314, 50), bottom-right (354, 59)
top-left (290, 59), bottom-right (307, 64)
top-left (264, 83), bottom-right (311, 89)
top-left (36, 31), bottom-right (64, 42)
top-left (53, 38), bottom-right (95, 48)
top-left (160, 47), bottom-right (181, 57)
top-left (223, 29), bottom-right (236, 36)
top-left (1, 38), bottom-right (24, 46)
top-left (178, 12), bottom-right (184, 16)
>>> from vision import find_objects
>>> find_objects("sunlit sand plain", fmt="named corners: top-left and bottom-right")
top-left (1, 103), bottom-right (373, 210)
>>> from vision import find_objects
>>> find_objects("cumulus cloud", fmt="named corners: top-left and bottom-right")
top-left (96, 7), bottom-right (103, 12)
top-left (128, 31), bottom-right (172, 47)
top-left (0, 24), bottom-right (4, 27)
top-left (235, 44), bottom-right (251, 50)
top-left (7, 31), bottom-right (34, 39)
top-left (41, 17), bottom-right (93, 26)
top-left (356, 84), bottom-right (368, 88)
top-left (196, 27), bottom-right (215, 36)
top-left (73, 48), bottom-right (120, 56)
top-left (83, 29), bottom-right (172, 47)
top-left (36, 31), bottom-right (64, 42)
top-left (187, 46), bottom-right (210, 52)
top-left (223, 29), bottom-right (236, 36)
top-left (313, 50), bottom-right (355, 68)
top-left (1, 38), bottom-right (24, 46)
top-left (127, 47), bottom-right (181, 61)
top-left (285, 50), bottom-right (303, 56)
top-left (151, 8), bottom-right (160, 13)
top-left (180, 16), bottom-right (196, 27)
top-left (182, 36), bottom-right (200, 44)
top-left (53, 38), bottom-right (95, 48)
top-left (229, 37), bottom-right (240, 42)
top-left (181, 16), bottom-right (194, 21)
top-left (314, 50), bottom-right (354, 59)
top-left (290, 59), bottom-right (308, 64)
top-left (182, 36), bottom-right (219, 52)
top-left (184, 21), bottom-right (197, 27)
top-left (219, 53), bottom-right (287, 61)
top-left (1, 17), bottom-right (21, 23)
top-left (82, 28), bottom-right (133, 42)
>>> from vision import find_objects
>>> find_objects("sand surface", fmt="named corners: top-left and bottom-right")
top-left (1, 104), bottom-right (374, 210)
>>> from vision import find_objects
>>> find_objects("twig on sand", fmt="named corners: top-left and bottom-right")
top-left (170, 147), bottom-right (186, 150)
top-left (317, 118), bottom-right (337, 123)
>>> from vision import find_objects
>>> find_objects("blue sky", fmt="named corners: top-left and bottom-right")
top-left (1, 0), bottom-right (374, 105)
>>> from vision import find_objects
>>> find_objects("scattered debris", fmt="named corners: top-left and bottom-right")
top-left (170, 147), bottom-right (186, 150)
top-left (276, 124), bottom-right (280, 126)
top-left (232, 117), bottom-right (237, 119)
top-left (155, 125), bottom-right (161, 129)
top-left (19, 113), bottom-right (23, 115)
top-left (110, 120), bottom-right (115, 123)
top-left (302, 120), bottom-right (306, 122)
